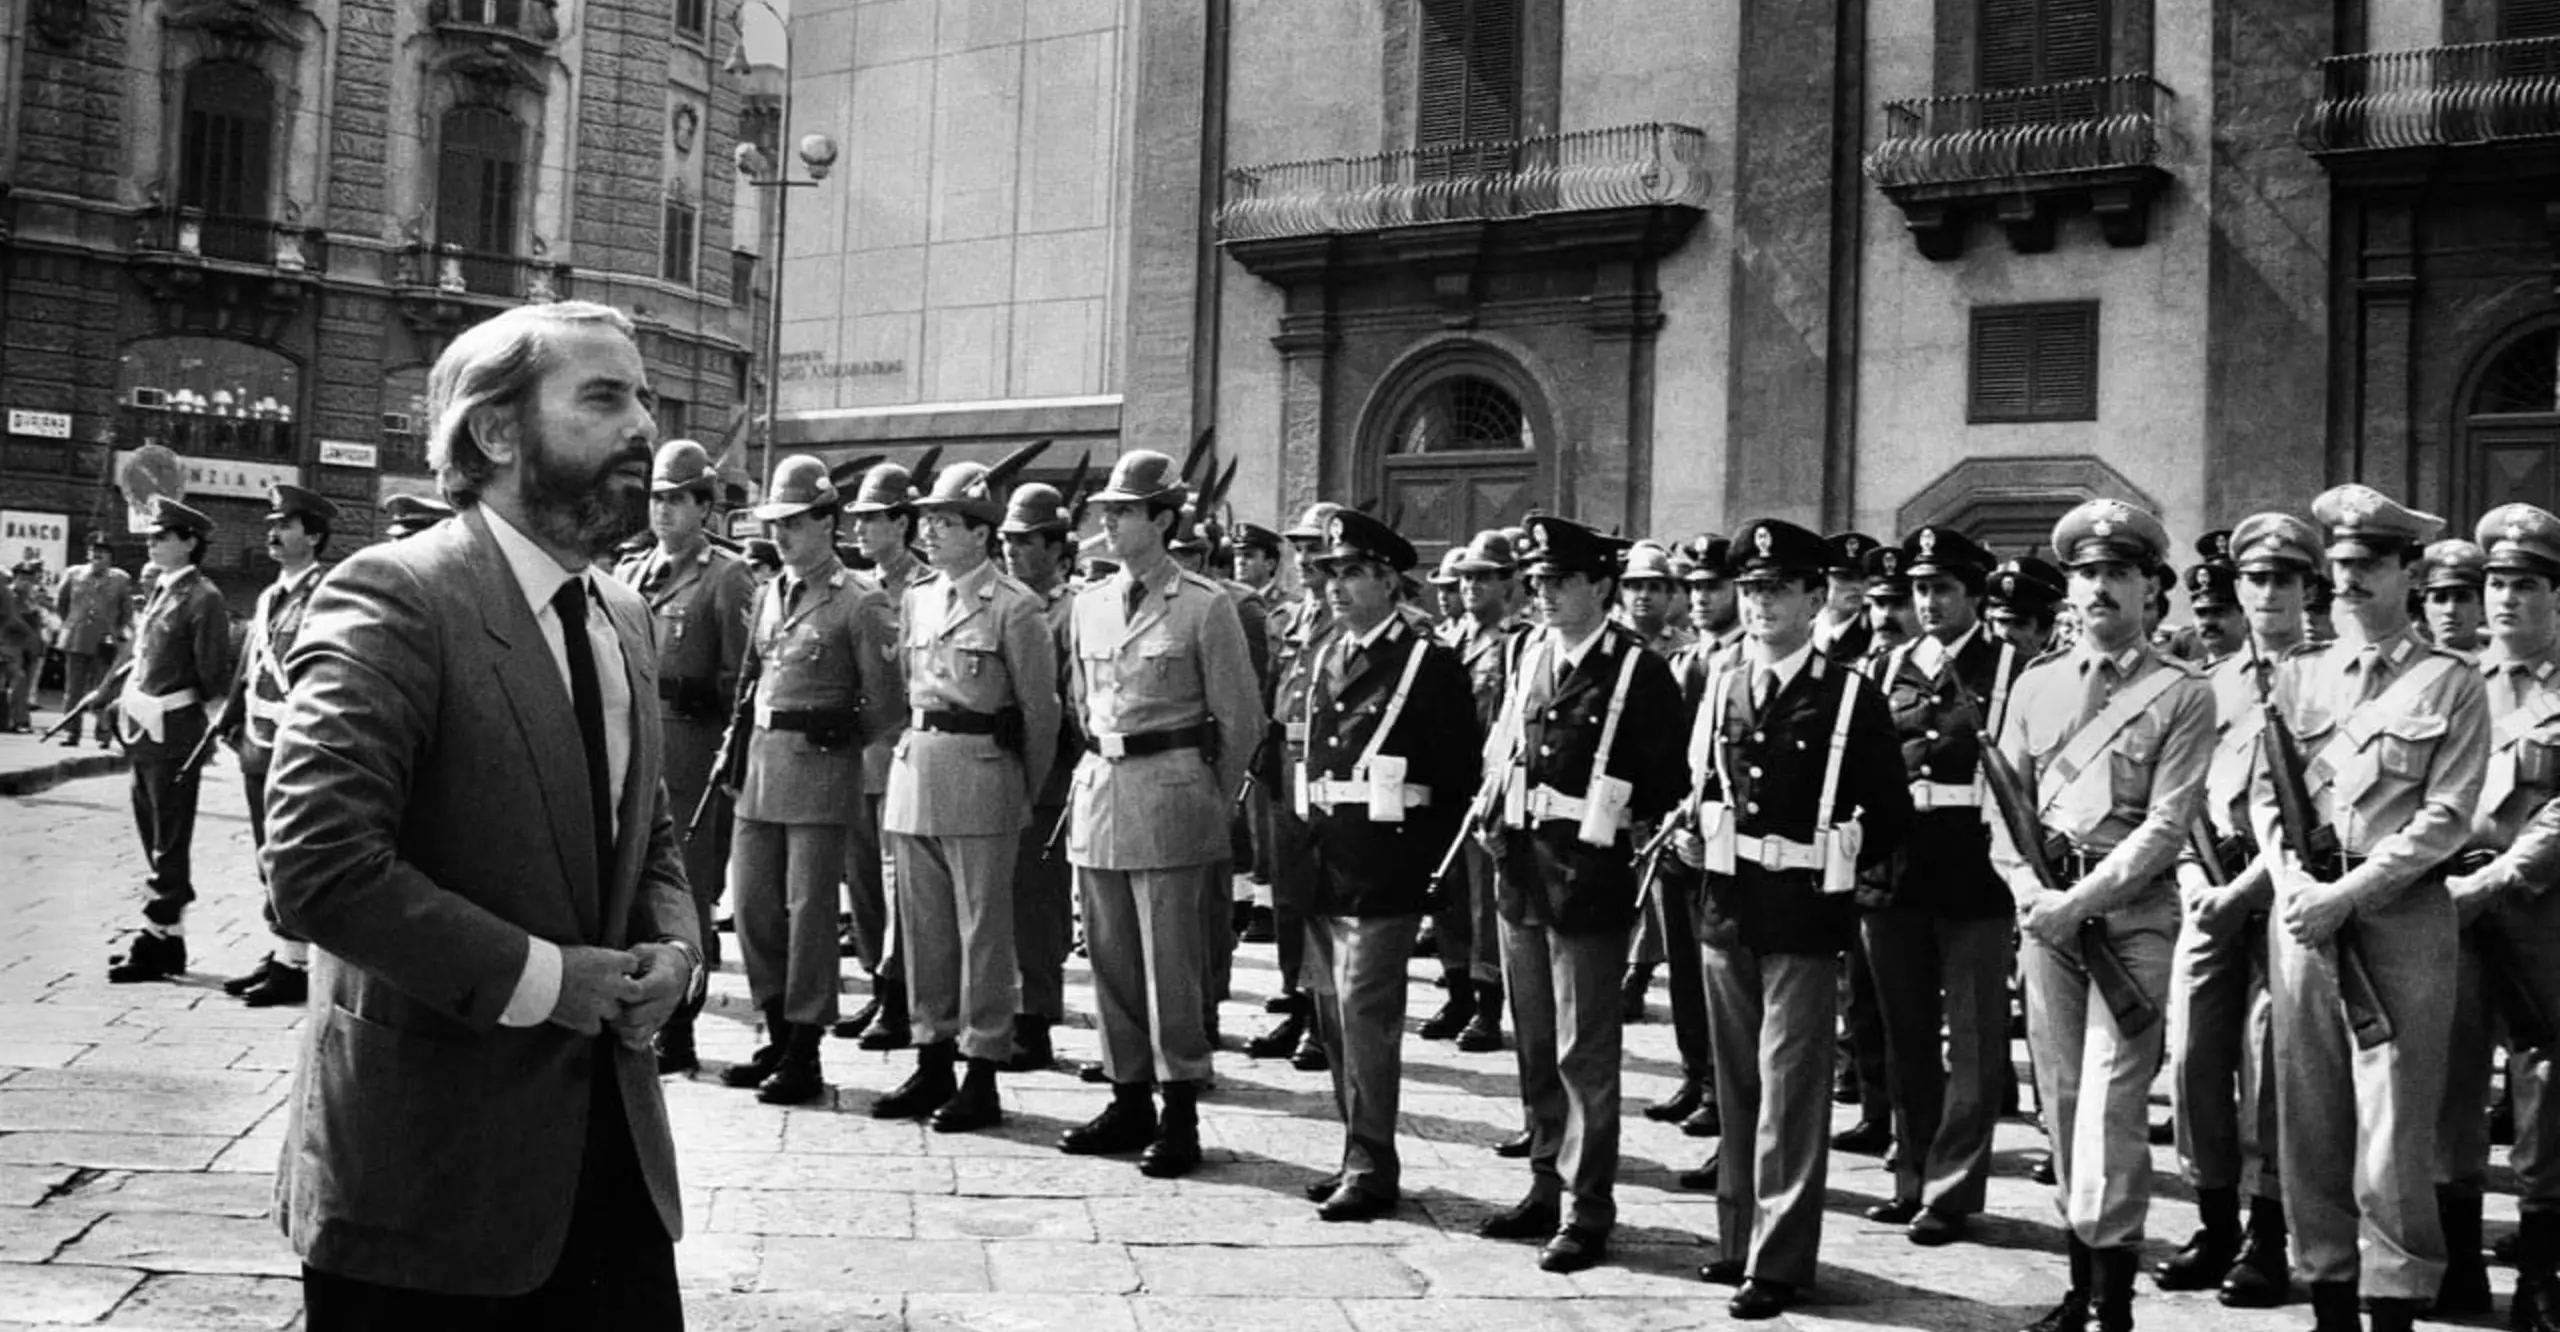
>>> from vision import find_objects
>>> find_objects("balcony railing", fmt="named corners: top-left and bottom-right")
top-left (394, 242), bottom-right (572, 303)
top-left (119, 403), bottom-right (300, 463)
top-left (1866, 74), bottom-right (2172, 188)
top-left (428, 0), bottom-right (558, 46)
top-left (1215, 122), bottom-right (1709, 244)
top-left (2301, 36), bottom-right (2560, 153)
top-left (134, 207), bottom-right (324, 272)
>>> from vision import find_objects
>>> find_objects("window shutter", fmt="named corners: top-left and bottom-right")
top-left (1970, 309), bottom-right (2034, 419)
top-left (1978, 0), bottom-right (2039, 91)
top-left (2508, 0), bottom-right (2560, 39)
top-left (1463, 0), bottom-right (1519, 144)
top-left (1417, 0), bottom-right (1472, 148)
top-left (2041, 0), bottom-right (2106, 83)
top-left (1416, 0), bottom-right (1520, 173)
top-left (2029, 305), bottom-right (2099, 418)
top-left (1969, 303), bottom-right (2099, 423)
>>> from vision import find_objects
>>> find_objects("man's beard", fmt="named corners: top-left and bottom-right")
top-left (521, 415), bottom-right (650, 559)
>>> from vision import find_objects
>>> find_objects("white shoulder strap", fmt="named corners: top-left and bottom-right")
top-left (1356, 631), bottom-right (1433, 773)
top-left (1817, 663), bottom-right (1861, 826)
top-left (1591, 640), bottom-right (1644, 783)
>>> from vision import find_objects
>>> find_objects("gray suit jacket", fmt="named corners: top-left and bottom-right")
top-left (263, 505), bottom-right (698, 1296)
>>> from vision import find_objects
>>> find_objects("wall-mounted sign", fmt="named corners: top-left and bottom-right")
top-left (7, 409), bottom-right (72, 439)
top-left (777, 352), bottom-right (906, 383)
top-left (111, 451), bottom-right (300, 502)
top-left (319, 439), bottom-right (379, 469)
top-left (0, 510), bottom-right (68, 581)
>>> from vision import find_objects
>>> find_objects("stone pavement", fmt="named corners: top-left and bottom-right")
top-left (0, 756), bottom-right (2536, 1329)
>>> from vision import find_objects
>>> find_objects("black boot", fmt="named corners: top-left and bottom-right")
top-left (239, 962), bottom-right (309, 1007)
top-left (655, 1004), bottom-right (701, 1076)
top-left (222, 953), bottom-right (276, 997)
top-left (722, 1002), bottom-right (790, 1088)
top-left (2368, 1297), bottom-right (2424, 1332)
top-left (1246, 1000), bottom-right (1308, 1058)
top-left (930, 1057), bottom-right (1003, 1133)
top-left (1140, 1080), bottom-right (1203, 1178)
top-left (2217, 1195), bottom-right (2289, 1308)
top-left (872, 1041), bottom-right (959, 1119)
top-left (2515, 1211), bottom-right (2560, 1332)
top-left (2022, 1236), bottom-right (2093, 1332)
top-left (1417, 977), bottom-right (1474, 1040)
top-left (2091, 1245), bottom-right (2137, 1332)
top-left (756, 1022), bottom-right (826, 1105)
top-left (1646, 1072), bottom-right (1708, 1123)
top-left (1060, 1083), bottom-right (1156, 1155)
top-left (859, 976), bottom-right (912, 1051)
top-left (831, 995), bottom-right (881, 1041)
top-left (1456, 981), bottom-right (1505, 1051)
top-left (1290, 1018), bottom-right (1328, 1071)
top-left (1002, 1015), bottom-right (1054, 1073)
top-left (2307, 1281), bottom-right (2359, 1332)
top-left (2156, 1185), bottom-right (2241, 1291)
top-left (2434, 1187), bottom-right (2492, 1317)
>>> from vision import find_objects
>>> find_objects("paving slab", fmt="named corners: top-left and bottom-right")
top-left (96, 1273), bottom-right (301, 1331)
top-left (0, 1134), bottom-right (231, 1173)
top-left (908, 1292), bottom-right (1144, 1332)
top-left (54, 1212), bottom-right (299, 1278)
top-left (0, 1261), bottom-right (147, 1323)
top-left (758, 1236), bottom-right (992, 1294)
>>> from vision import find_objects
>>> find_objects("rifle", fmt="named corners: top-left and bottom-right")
top-left (1041, 804), bottom-right (1072, 863)
top-left (2250, 639), bottom-right (2395, 1050)
top-left (175, 700), bottom-right (232, 784)
top-left (2453, 849), bottom-right (2557, 1050)
top-left (1434, 692), bottom-right (1527, 888)
top-left (1954, 668), bottom-right (2161, 1040)
top-left (1629, 804), bottom-right (1697, 909)
top-left (37, 657), bottom-right (132, 743)
top-left (688, 653), bottom-right (765, 840)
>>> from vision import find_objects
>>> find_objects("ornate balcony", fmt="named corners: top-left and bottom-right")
top-left (1865, 73), bottom-right (2175, 259)
top-left (2301, 37), bottom-right (2560, 179)
top-left (1217, 122), bottom-right (1708, 281)
top-left (390, 241), bottom-right (573, 338)
top-left (127, 205), bottom-right (325, 338)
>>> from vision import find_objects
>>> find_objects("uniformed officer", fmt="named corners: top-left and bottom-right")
top-left (380, 492), bottom-right (455, 539)
top-left (1233, 521), bottom-right (1284, 604)
top-left (835, 462), bottom-right (925, 1049)
top-left (1815, 532), bottom-right (1879, 663)
top-left (1616, 540), bottom-right (1696, 1025)
top-left (871, 463), bottom-right (1062, 1131)
top-left (2420, 537), bottom-right (2489, 656)
top-left (2434, 503), bottom-right (2560, 1328)
top-left (1986, 557), bottom-right (2068, 659)
top-left (615, 440), bottom-right (757, 1073)
top-left (1428, 548), bottom-right (1467, 629)
top-left (106, 497), bottom-right (233, 984)
top-left (2250, 484), bottom-right (2484, 1332)
top-left (1657, 534), bottom-right (1741, 1162)
top-left (1470, 514), bottom-right (1687, 1274)
top-left (1056, 451), bottom-right (1260, 1178)
top-left (1233, 517), bottom-right (1288, 923)
top-left (1855, 524), bottom-right (2022, 1247)
top-left (51, 534), bottom-right (131, 748)
top-left (216, 483), bottom-right (338, 1007)
top-left (1246, 501), bottom-right (1345, 1067)
top-left (1838, 540), bottom-right (1913, 1151)
top-left (720, 456), bottom-right (903, 1104)
top-left (1432, 528), bottom-right (1526, 1053)
top-left (1993, 498), bottom-right (2215, 1332)
top-left (2156, 511), bottom-right (2318, 1308)
top-left (1292, 509), bottom-right (1480, 1219)
top-left (999, 482), bottom-right (1079, 1070)
top-left (1861, 544), bottom-right (1918, 664)
top-left (2182, 560), bottom-right (2246, 668)
top-left (1667, 519), bottom-right (1911, 1317)
top-left (1684, 534), bottom-right (1742, 651)
top-left (1171, 507), bottom-right (1270, 1041)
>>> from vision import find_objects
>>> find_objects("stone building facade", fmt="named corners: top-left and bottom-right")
top-left (0, 0), bottom-right (754, 605)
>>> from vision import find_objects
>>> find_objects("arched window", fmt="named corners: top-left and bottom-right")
top-left (438, 106), bottom-right (525, 292)
top-left (1390, 376), bottom-right (1532, 454)
top-left (179, 61), bottom-right (274, 260)
top-left (1373, 369), bottom-right (1546, 561)
top-left (2473, 327), bottom-right (2559, 416)
top-left (2463, 326), bottom-right (2560, 515)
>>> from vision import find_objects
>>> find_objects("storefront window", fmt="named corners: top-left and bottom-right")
top-left (117, 337), bottom-right (302, 461)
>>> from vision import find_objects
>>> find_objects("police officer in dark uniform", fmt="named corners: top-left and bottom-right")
top-left (1471, 515), bottom-right (1686, 1274)
top-left (616, 439), bottom-right (756, 1073)
top-left (1292, 509), bottom-right (1480, 1219)
top-left (999, 482), bottom-right (1079, 1070)
top-left (2419, 537), bottom-right (2489, 656)
top-left (1986, 557), bottom-right (2068, 660)
top-left (107, 497), bottom-right (233, 983)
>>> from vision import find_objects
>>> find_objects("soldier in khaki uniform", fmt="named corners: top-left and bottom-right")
top-left (216, 484), bottom-right (337, 1007)
top-left (2251, 485), bottom-right (2485, 1332)
top-left (52, 534), bottom-right (131, 746)
top-left (1056, 451), bottom-right (1261, 1179)
top-left (836, 462), bottom-right (925, 1050)
top-left (1245, 502), bottom-right (1344, 1067)
top-left (1994, 499), bottom-right (2214, 1332)
top-left (999, 483), bottom-right (1079, 1070)
top-left (2419, 537), bottom-right (2489, 656)
top-left (614, 440), bottom-right (756, 1073)
top-left (720, 456), bottom-right (903, 1105)
top-left (2434, 503), bottom-right (2560, 1330)
top-left (871, 463), bottom-right (1061, 1132)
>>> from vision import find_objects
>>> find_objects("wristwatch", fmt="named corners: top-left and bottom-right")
top-left (653, 936), bottom-right (707, 1008)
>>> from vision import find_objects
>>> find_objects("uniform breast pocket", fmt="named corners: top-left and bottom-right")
top-left (1138, 640), bottom-right (1198, 695)
top-left (2107, 722), bottom-right (2162, 803)
top-left (2517, 737), bottom-right (2560, 790)
top-left (2375, 713), bottom-right (2448, 781)
top-left (785, 627), bottom-right (827, 665)
top-left (660, 605), bottom-right (690, 644)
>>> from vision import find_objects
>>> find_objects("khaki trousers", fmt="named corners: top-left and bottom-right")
top-left (1078, 865), bottom-right (1215, 1084)
top-left (1862, 908), bottom-right (2011, 1216)
top-left (1199, 858), bottom-right (1236, 1005)
top-left (1501, 913), bottom-right (1629, 1233)
top-left (2270, 878), bottom-right (2456, 1299)
top-left (732, 817), bottom-right (846, 1026)
top-left (842, 792), bottom-right (900, 981)
top-left (1703, 944), bottom-right (1838, 1287)
top-left (1011, 807), bottom-right (1072, 1022)
top-left (1309, 912), bottom-right (1423, 1200)
top-left (1457, 840), bottom-right (1504, 985)
top-left (2021, 894), bottom-right (2175, 1248)
top-left (893, 831), bottom-right (1019, 1061)
top-left (2168, 892), bottom-right (2280, 1197)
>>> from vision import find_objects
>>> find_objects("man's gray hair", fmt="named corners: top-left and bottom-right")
top-left (425, 301), bottom-right (637, 506)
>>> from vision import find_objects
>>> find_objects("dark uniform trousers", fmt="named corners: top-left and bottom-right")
top-left (1862, 906), bottom-right (2012, 1214)
top-left (663, 713), bottom-right (729, 966)
top-left (129, 705), bottom-right (211, 908)
top-left (2022, 893), bottom-right (2177, 1246)
top-left (735, 819), bottom-right (849, 1026)
top-left (1643, 863), bottom-right (1715, 1083)
top-left (1499, 866), bottom-right (1633, 1235)
top-left (1703, 945), bottom-right (1836, 1285)
top-left (1014, 807), bottom-right (1073, 1023)
top-left (1309, 913), bottom-right (1424, 1197)
top-left (2169, 885), bottom-right (2280, 1199)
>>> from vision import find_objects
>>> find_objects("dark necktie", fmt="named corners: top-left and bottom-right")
top-left (1753, 666), bottom-right (1778, 715)
top-left (553, 578), bottom-right (613, 898)
top-left (1124, 576), bottom-right (1147, 625)
top-left (638, 555), bottom-right (670, 596)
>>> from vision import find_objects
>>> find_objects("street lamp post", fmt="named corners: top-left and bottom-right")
top-left (728, 0), bottom-right (837, 493)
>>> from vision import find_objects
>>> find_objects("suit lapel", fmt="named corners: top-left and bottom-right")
top-left (597, 581), bottom-right (653, 944)
top-left (465, 508), bottom-right (604, 936)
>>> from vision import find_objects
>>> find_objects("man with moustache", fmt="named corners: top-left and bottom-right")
top-left (215, 483), bottom-right (338, 1007)
top-left (1855, 525), bottom-right (2023, 1247)
top-left (1057, 451), bottom-right (1259, 1178)
top-left (722, 457), bottom-right (903, 1105)
top-left (1293, 509), bottom-right (1479, 1220)
top-left (1861, 544), bottom-right (1919, 664)
top-left (998, 483), bottom-right (1078, 1070)
top-left (2184, 560), bottom-right (2247, 668)
top-left (1470, 515), bottom-right (1686, 1274)
top-left (835, 462), bottom-right (925, 1051)
top-left (1993, 499), bottom-right (2214, 1332)
top-left (1246, 501), bottom-right (1345, 1066)
top-left (2420, 537), bottom-right (2489, 656)
top-left (2438, 504), bottom-right (2560, 1332)
top-left (52, 534), bottom-right (130, 748)
top-left (104, 497), bottom-right (231, 984)
top-left (2156, 512), bottom-right (2320, 1308)
top-left (1433, 528), bottom-right (1527, 1054)
top-left (613, 439), bottom-right (756, 1073)
top-left (1672, 520), bottom-right (1911, 1317)
top-left (1987, 558), bottom-right (2068, 659)
top-left (263, 300), bottom-right (700, 1326)
top-left (2251, 484), bottom-right (2484, 1332)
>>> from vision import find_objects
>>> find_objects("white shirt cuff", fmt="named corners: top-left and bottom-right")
top-left (499, 936), bottom-right (564, 1027)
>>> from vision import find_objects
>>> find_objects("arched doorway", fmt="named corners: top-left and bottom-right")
top-left (2460, 322), bottom-right (2560, 516)
top-left (1363, 352), bottom-right (1553, 562)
